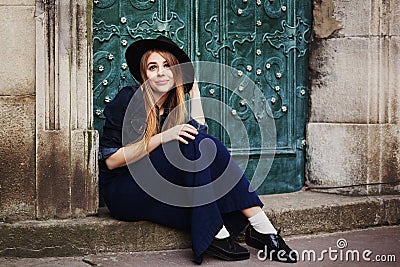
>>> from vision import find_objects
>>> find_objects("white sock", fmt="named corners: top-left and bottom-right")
top-left (248, 211), bottom-right (278, 234)
top-left (215, 225), bottom-right (230, 239)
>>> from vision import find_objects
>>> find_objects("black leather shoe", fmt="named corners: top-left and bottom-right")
top-left (245, 225), bottom-right (297, 263)
top-left (207, 236), bottom-right (250, 261)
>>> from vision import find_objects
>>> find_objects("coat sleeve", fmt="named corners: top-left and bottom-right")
top-left (99, 86), bottom-right (137, 160)
top-left (188, 118), bottom-right (209, 134)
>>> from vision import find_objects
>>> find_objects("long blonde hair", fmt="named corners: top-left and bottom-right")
top-left (139, 49), bottom-right (187, 152)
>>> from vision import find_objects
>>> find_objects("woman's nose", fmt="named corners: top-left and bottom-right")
top-left (157, 67), bottom-right (166, 76)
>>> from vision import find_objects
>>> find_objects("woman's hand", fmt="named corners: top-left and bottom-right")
top-left (161, 124), bottom-right (198, 144)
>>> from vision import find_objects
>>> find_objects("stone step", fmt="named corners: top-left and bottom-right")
top-left (1, 192), bottom-right (399, 257)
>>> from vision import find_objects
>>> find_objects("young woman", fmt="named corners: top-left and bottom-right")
top-left (99, 36), bottom-right (296, 264)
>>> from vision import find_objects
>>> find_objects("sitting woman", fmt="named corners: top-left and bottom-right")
top-left (98, 35), bottom-right (296, 264)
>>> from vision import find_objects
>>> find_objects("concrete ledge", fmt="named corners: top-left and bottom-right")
top-left (1, 192), bottom-right (399, 257)
top-left (262, 192), bottom-right (400, 235)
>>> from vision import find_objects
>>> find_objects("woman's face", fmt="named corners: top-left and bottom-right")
top-left (145, 52), bottom-right (175, 95)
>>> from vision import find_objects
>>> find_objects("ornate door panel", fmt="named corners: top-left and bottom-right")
top-left (93, 0), bottom-right (312, 194)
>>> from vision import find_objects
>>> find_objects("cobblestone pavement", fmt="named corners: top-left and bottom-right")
top-left (1, 225), bottom-right (399, 267)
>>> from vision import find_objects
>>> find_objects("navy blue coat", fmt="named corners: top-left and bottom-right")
top-left (99, 86), bottom-right (263, 263)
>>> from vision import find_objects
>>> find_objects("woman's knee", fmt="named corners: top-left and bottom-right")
top-left (187, 133), bottom-right (228, 154)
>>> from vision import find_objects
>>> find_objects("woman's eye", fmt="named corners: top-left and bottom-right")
top-left (164, 63), bottom-right (170, 68)
top-left (149, 65), bottom-right (157, 71)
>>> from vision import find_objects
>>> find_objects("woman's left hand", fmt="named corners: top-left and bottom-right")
top-left (160, 124), bottom-right (199, 145)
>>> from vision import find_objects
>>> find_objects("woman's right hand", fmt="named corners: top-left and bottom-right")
top-left (161, 124), bottom-right (198, 144)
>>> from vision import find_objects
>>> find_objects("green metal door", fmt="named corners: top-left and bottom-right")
top-left (93, 0), bottom-right (312, 194)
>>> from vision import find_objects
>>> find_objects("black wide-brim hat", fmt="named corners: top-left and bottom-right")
top-left (125, 35), bottom-right (194, 93)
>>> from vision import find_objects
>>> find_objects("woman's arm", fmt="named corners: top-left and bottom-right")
top-left (189, 80), bottom-right (205, 124)
top-left (105, 124), bottom-right (198, 170)
top-left (105, 132), bottom-right (162, 170)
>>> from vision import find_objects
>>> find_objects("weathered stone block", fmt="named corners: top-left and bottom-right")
top-left (365, 124), bottom-right (399, 189)
top-left (328, 0), bottom-right (396, 37)
top-left (312, 0), bottom-right (342, 38)
top-left (307, 123), bottom-right (368, 188)
top-left (35, 129), bottom-right (99, 219)
top-left (307, 123), bottom-right (400, 194)
top-left (0, 1), bottom-right (35, 5)
top-left (389, 0), bottom-right (400, 36)
top-left (310, 38), bottom-right (372, 123)
top-left (70, 130), bottom-right (99, 217)
top-left (389, 37), bottom-right (400, 124)
top-left (333, 0), bottom-right (372, 37)
top-left (380, 197), bottom-right (400, 224)
top-left (0, 96), bottom-right (35, 221)
top-left (0, 6), bottom-right (35, 95)
top-left (379, 125), bottom-right (400, 184)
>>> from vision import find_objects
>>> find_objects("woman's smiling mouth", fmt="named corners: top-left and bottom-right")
top-left (154, 80), bottom-right (169, 85)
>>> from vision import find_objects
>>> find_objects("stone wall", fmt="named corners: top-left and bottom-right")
top-left (0, 0), bottom-right (98, 221)
top-left (0, 0), bottom-right (36, 221)
top-left (307, 0), bottom-right (400, 194)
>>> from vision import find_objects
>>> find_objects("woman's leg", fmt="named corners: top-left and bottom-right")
top-left (242, 206), bottom-right (277, 234)
top-left (242, 206), bottom-right (263, 218)
top-left (99, 168), bottom-right (192, 230)
top-left (145, 133), bottom-right (264, 262)
top-left (241, 207), bottom-right (297, 263)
